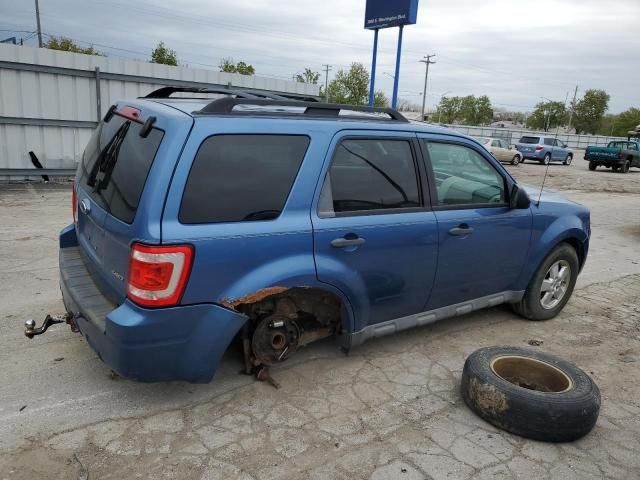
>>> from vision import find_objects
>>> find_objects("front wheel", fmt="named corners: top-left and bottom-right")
top-left (588, 161), bottom-right (597, 171)
top-left (511, 243), bottom-right (579, 321)
top-left (563, 154), bottom-right (573, 165)
top-left (511, 155), bottom-right (521, 166)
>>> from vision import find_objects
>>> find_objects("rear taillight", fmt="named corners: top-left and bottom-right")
top-left (72, 185), bottom-right (78, 223)
top-left (535, 145), bottom-right (544, 151)
top-left (127, 243), bottom-right (194, 308)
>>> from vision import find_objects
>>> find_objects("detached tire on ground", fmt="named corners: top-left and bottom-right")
top-left (461, 346), bottom-right (601, 442)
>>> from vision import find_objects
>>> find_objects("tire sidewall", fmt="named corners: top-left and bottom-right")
top-left (461, 346), bottom-right (601, 442)
top-left (523, 244), bottom-right (579, 321)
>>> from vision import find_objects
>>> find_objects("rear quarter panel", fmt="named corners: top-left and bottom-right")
top-left (161, 118), bottom-right (355, 324)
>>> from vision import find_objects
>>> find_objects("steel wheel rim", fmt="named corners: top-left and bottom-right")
top-left (490, 355), bottom-right (573, 393)
top-left (540, 260), bottom-right (571, 309)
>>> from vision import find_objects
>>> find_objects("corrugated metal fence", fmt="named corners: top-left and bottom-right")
top-left (445, 124), bottom-right (628, 150)
top-left (0, 44), bottom-right (319, 177)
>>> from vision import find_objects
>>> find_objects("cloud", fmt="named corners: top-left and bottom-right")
top-left (1, 0), bottom-right (638, 112)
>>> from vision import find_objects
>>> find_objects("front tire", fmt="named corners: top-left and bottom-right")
top-left (512, 243), bottom-right (579, 321)
top-left (563, 154), bottom-right (573, 165)
top-left (588, 161), bottom-right (597, 171)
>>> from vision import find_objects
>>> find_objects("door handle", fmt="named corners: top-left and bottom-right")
top-left (331, 236), bottom-right (366, 248)
top-left (449, 224), bottom-right (474, 236)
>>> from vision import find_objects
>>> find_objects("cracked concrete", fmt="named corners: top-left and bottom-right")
top-left (1, 160), bottom-right (639, 479)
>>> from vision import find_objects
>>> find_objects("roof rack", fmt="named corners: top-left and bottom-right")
top-left (144, 86), bottom-right (318, 102)
top-left (194, 98), bottom-right (409, 122)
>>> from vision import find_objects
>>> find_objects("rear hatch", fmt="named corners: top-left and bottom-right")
top-left (517, 136), bottom-right (540, 154)
top-left (74, 103), bottom-right (192, 304)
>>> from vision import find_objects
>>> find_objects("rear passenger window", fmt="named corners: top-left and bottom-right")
top-left (318, 139), bottom-right (420, 217)
top-left (544, 138), bottom-right (554, 146)
top-left (179, 135), bottom-right (309, 224)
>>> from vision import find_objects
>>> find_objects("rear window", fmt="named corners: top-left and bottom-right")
top-left (78, 114), bottom-right (164, 224)
top-left (179, 135), bottom-right (310, 224)
top-left (519, 136), bottom-right (540, 144)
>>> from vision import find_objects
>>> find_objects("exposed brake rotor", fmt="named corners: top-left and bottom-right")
top-left (251, 314), bottom-right (300, 366)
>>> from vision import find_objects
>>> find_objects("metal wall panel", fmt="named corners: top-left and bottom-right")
top-left (0, 44), bottom-right (319, 176)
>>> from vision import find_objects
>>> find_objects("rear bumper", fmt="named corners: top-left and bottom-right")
top-left (59, 224), bottom-right (247, 383)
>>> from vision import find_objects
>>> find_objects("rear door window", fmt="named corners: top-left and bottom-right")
top-left (318, 138), bottom-right (421, 217)
top-left (544, 138), bottom-right (555, 146)
top-left (78, 114), bottom-right (164, 224)
top-left (519, 136), bottom-right (540, 144)
top-left (180, 135), bottom-right (309, 224)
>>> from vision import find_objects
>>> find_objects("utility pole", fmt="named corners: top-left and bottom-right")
top-left (567, 85), bottom-right (578, 132)
top-left (34, 0), bottom-right (43, 48)
top-left (322, 64), bottom-right (332, 103)
top-left (419, 54), bottom-right (436, 121)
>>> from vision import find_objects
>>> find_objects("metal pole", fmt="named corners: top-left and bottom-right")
top-left (34, 0), bottom-right (43, 48)
top-left (567, 85), bottom-right (578, 132)
top-left (322, 64), bottom-right (331, 103)
top-left (368, 29), bottom-right (379, 107)
top-left (391, 25), bottom-right (404, 110)
top-left (94, 67), bottom-right (102, 120)
top-left (419, 55), bottom-right (436, 121)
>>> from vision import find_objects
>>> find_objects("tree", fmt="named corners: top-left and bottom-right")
top-left (43, 36), bottom-right (102, 56)
top-left (150, 42), bottom-right (178, 66)
top-left (572, 89), bottom-right (610, 134)
top-left (326, 62), bottom-right (369, 105)
top-left (527, 101), bottom-right (566, 132)
top-left (435, 95), bottom-right (493, 125)
top-left (296, 68), bottom-right (320, 84)
top-left (219, 57), bottom-right (255, 75)
top-left (597, 108), bottom-right (640, 136)
top-left (373, 90), bottom-right (389, 108)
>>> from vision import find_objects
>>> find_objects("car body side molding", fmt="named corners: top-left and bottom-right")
top-left (344, 290), bottom-right (525, 348)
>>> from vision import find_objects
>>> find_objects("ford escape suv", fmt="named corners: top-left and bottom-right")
top-left (34, 87), bottom-right (590, 383)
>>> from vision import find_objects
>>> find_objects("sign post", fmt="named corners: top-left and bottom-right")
top-left (364, 0), bottom-right (419, 110)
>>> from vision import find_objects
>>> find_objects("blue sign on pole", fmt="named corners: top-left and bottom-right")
top-left (365, 0), bottom-right (419, 109)
top-left (365, 0), bottom-right (419, 30)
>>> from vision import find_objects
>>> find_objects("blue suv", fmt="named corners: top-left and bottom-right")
top-left (42, 88), bottom-right (590, 383)
top-left (516, 135), bottom-right (574, 165)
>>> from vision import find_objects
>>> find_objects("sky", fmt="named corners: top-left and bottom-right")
top-left (1, 0), bottom-right (639, 113)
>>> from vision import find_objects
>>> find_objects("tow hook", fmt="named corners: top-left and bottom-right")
top-left (24, 313), bottom-right (76, 339)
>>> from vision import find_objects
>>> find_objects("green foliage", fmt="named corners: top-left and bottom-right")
top-left (435, 95), bottom-right (493, 125)
top-left (572, 89), bottom-right (610, 134)
top-left (219, 58), bottom-right (255, 75)
top-left (43, 36), bottom-right (103, 56)
top-left (296, 68), bottom-right (321, 84)
top-left (150, 42), bottom-right (178, 66)
top-left (597, 108), bottom-right (640, 136)
top-left (373, 90), bottom-right (389, 108)
top-left (527, 101), bottom-right (566, 132)
top-left (326, 63), bottom-right (370, 105)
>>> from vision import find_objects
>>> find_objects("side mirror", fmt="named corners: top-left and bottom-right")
top-left (510, 184), bottom-right (531, 210)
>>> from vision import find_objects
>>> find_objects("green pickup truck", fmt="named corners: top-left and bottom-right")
top-left (584, 140), bottom-right (640, 173)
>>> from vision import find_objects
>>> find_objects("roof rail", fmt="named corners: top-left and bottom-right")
top-left (144, 86), bottom-right (319, 102)
top-left (195, 98), bottom-right (409, 122)
top-left (145, 86), bottom-right (259, 99)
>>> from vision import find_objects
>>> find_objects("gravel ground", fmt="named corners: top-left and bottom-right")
top-left (0, 158), bottom-right (639, 479)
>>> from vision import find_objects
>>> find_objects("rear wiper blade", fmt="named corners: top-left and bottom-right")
top-left (95, 121), bottom-right (131, 192)
top-left (86, 121), bottom-right (130, 188)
